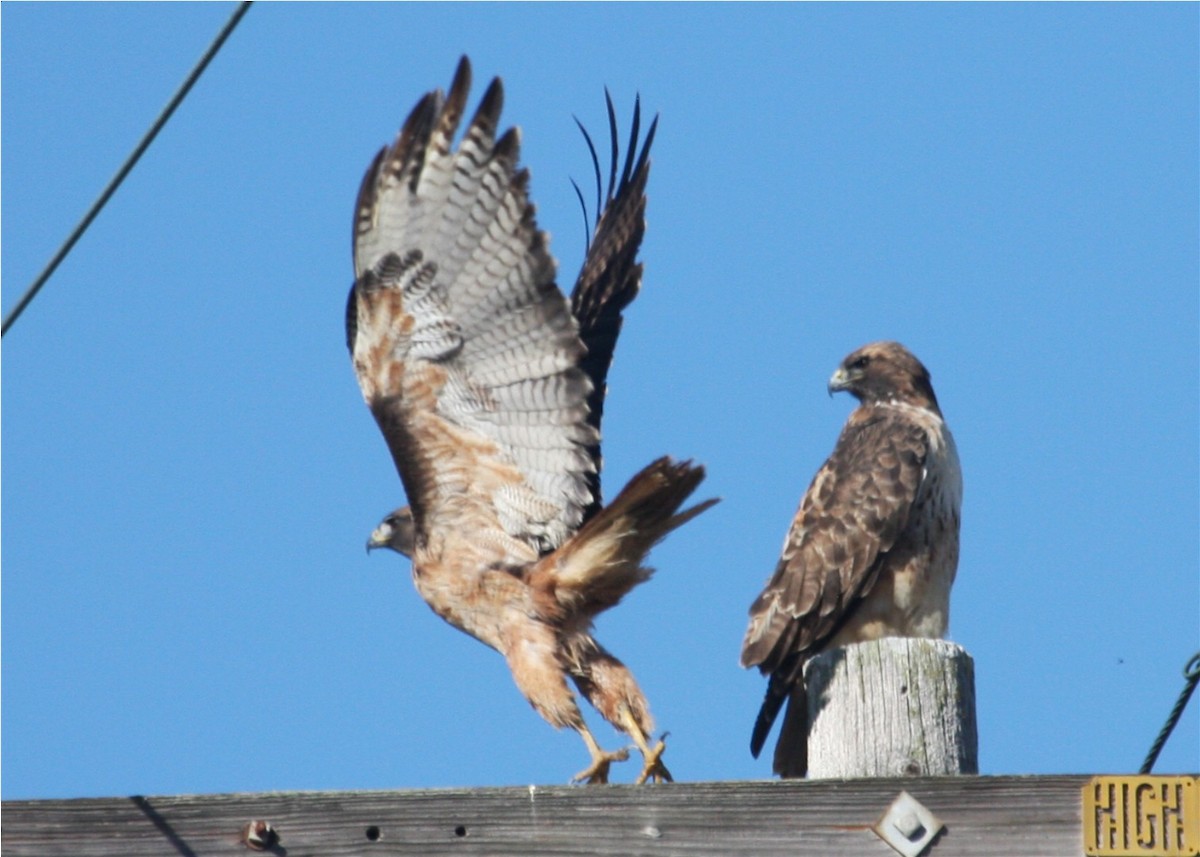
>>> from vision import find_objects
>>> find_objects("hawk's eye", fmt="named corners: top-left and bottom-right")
top-left (850, 355), bottom-right (870, 370)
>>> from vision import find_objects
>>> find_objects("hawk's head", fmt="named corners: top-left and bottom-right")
top-left (366, 506), bottom-right (416, 558)
top-left (827, 341), bottom-right (940, 413)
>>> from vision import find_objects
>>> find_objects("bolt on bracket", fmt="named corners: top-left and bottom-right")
top-left (872, 790), bottom-right (944, 857)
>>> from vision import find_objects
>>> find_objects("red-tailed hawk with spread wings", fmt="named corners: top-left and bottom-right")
top-left (347, 57), bottom-right (716, 784)
top-left (740, 341), bottom-right (961, 778)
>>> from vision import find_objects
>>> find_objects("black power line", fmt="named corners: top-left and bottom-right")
top-left (2, 1), bottom-right (253, 338)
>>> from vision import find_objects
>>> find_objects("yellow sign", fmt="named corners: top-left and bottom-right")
top-left (1084, 776), bottom-right (1199, 856)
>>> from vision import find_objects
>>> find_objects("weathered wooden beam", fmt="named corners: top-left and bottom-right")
top-left (806, 638), bottom-right (978, 778)
top-left (3, 776), bottom-right (1090, 856)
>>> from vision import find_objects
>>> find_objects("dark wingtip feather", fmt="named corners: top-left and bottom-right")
top-left (619, 94), bottom-right (641, 191)
top-left (433, 55), bottom-right (473, 150)
top-left (636, 113), bottom-right (658, 179)
top-left (494, 126), bottom-right (521, 164)
top-left (447, 55), bottom-right (472, 115)
top-left (466, 73), bottom-right (505, 148)
top-left (570, 177), bottom-right (591, 255)
top-left (573, 114), bottom-right (603, 232)
top-left (604, 88), bottom-right (618, 202)
top-left (451, 54), bottom-right (471, 89)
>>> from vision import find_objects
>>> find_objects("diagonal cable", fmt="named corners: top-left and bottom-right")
top-left (1140, 651), bottom-right (1200, 774)
top-left (2, 1), bottom-right (253, 338)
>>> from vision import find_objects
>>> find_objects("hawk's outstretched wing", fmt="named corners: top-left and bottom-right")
top-left (348, 57), bottom-right (595, 558)
top-left (569, 97), bottom-right (657, 521)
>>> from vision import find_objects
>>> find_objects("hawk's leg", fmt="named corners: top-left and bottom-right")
top-left (571, 723), bottom-right (629, 785)
top-left (620, 705), bottom-right (673, 784)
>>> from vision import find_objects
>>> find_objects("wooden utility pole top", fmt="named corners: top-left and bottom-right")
top-left (3, 775), bottom-right (1095, 856)
top-left (805, 638), bottom-right (978, 778)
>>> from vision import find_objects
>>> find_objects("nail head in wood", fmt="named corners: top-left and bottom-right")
top-left (240, 820), bottom-right (279, 851)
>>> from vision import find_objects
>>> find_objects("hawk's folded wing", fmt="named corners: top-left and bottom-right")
top-left (741, 412), bottom-right (930, 676)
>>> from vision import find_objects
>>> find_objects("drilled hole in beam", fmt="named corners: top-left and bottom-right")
top-left (365, 826), bottom-right (381, 841)
top-left (454, 825), bottom-right (467, 837)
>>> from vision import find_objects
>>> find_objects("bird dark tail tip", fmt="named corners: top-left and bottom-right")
top-left (749, 681), bottom-right (789, 758)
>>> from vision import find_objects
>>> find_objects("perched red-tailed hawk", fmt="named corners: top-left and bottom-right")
top-left (348, 57), bottom-right (716, 784)
top-left (740, 341), bottom-right (962, 778)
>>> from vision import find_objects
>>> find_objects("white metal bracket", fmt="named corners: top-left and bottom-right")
top-left (872, 790), bottom-right (944, 857)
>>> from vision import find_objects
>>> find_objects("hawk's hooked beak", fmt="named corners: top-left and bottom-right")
top-left (365, 508), bottom-right (416, 559)
top-left (827, 367), bottom-right (851, 397)
top-left (366, 521), bottom-right (393, 554)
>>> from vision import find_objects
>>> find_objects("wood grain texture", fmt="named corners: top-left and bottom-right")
top-left (3, 776), bottom-right (1089, 856)
top-left (805, 638), bottom-right (978, 778)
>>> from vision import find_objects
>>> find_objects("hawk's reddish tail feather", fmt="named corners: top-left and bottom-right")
top-left (533, 457), bottom-right (717, 619)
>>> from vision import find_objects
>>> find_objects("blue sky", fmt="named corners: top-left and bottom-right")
top-left (3, 3), bottom-right (1196, 799)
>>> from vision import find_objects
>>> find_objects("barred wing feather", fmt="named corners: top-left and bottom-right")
top-left (348, 57), bottom-right (597, 556)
